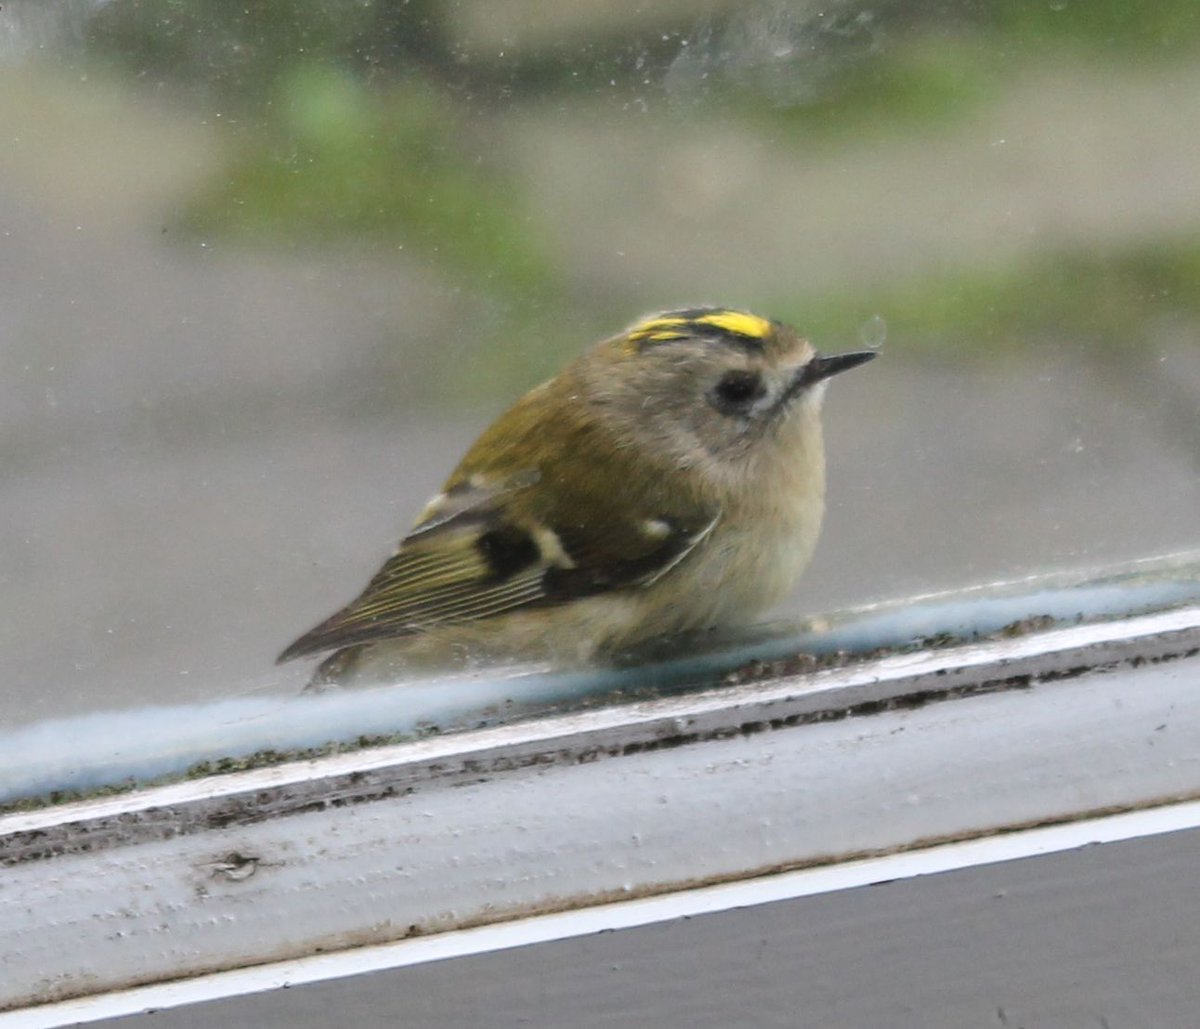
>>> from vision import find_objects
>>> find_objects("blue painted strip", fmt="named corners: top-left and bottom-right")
top-left (2, 562), bottom-right (1198, 806)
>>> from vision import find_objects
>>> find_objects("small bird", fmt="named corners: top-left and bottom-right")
top-left (279, 308), bottom-right (875, 687)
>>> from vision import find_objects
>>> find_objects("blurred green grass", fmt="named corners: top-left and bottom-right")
top-left (753, 39), bottom-right (996, 138)
top-left (383, 239), bottom-right (1200, 410)
top-left (773, 240), bottom-right (1200, 360)
top-left (182, 67), bottom-right (558, 305)
top-left (79, 0), bottom-right (1200, 400)
top-left (986, 0), bottom-right (1200, 55)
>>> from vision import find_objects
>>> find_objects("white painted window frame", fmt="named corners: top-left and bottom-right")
top-left (2, 556), bottom-right (1200, 1027)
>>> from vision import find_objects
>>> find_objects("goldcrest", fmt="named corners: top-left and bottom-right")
top-left (279, 308), bottom-right (875, 686)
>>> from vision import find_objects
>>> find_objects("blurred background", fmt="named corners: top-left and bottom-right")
top-left (2, 0), bottom-right (1199, 726)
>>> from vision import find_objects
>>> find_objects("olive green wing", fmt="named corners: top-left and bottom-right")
top-left (277, 477), bottom-right (718, 662)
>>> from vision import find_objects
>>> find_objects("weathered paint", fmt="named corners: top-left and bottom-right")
top-left (2, 603), bottom-right (1200, 1019)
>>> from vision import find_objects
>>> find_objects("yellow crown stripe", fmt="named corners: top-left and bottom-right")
top-left (627, 316), bottom-right (688, 341)
top-left (695, 311), bottom-right (772, 340)
top-left (626, 309), bottom-right (774, 347)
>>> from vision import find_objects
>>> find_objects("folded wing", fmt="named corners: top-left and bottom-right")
top-left (277, 474), bottom-right (718, 663)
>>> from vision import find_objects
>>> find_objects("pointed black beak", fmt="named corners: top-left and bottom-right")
top-left (805, 349), bottom-right (877, 384)
top-left (782, 349), bottom-right (876, 406)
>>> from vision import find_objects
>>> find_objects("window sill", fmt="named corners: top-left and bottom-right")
top-left (3, 554), bottom-right (1200, 1023)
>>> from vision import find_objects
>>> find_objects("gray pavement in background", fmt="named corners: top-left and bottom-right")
top-left (2, 56), bottom-right (1199, 727)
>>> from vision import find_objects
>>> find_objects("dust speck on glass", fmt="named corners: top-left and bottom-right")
top-left (1, 0), bottom-right (1198, 765)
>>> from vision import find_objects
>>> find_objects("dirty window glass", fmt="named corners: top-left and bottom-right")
top-left (2, 1), bottom-right (1198, 739)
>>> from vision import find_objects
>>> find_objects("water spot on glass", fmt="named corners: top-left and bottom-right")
top-left (858, 314), bottom-right (886, 351)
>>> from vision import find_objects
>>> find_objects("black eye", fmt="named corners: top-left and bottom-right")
top-left (711, 370), bottom-right (765, 414)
